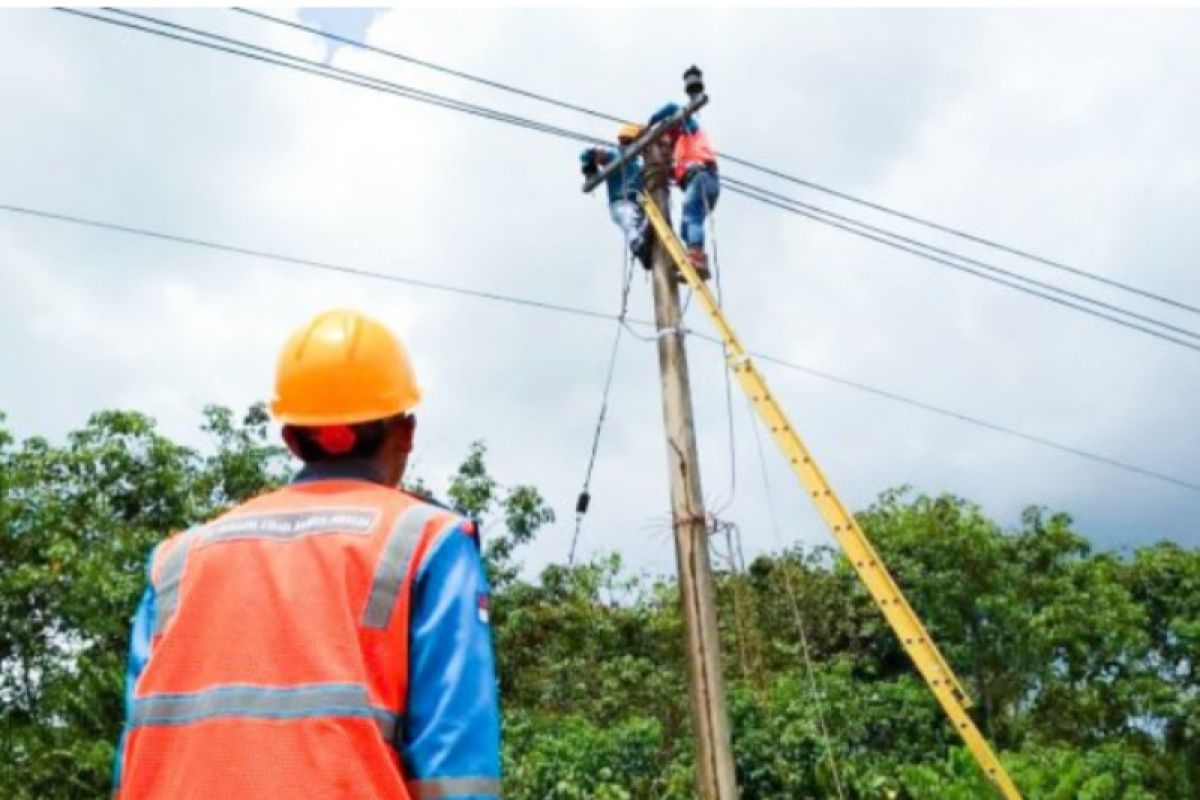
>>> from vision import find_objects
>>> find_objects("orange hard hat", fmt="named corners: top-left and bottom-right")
top-left (270, 308), bottom-right (421, 426)
top-left (617, 122), bottom-right (645, 143)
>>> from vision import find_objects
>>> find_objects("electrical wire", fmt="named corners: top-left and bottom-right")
top-left (231, 5), bottom-right (1200, 317)
top-left (233, 7), bottom-right (628, 127)
top-left (57, 8), bottom-right (607, 148)
top-left (718, 154), bottom-right (1200, 317)
top-left (3, 199), bottom-right (1197, 496)
top-left (722, 181), bottom-right (1200, 355)
top-left (0, 202), bottom-right (631, 325)
top-left (721, 176), bottom-right (1200, 344)
top-left (569, 246), bottom-right (636, 565)
top-left (738, 344), bottom-right (1200, 494)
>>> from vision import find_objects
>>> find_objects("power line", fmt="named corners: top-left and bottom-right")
top-left (718, 154), bottom-right (1200, 317)
top-left (3, 199), bottom-right (1196, 496)
top-left (60, 7), bottom-right (1198, 355)
top-left (231, 5), bottom-right (1200, 317)
top-left (0, 202), bottom-right (624, 325)
top-left (57, 8), bottom-right (606, 148)
top-left (722, 181), bottom-right (1200, 355)
top-left (570, 249), bottom-right (636, 565)
top-left (232, 7), bottom-right (628, 128)
top-left (741, 345), bottom-right (1200, 494)
top-left (722, 176), bottom-right (1200, 344)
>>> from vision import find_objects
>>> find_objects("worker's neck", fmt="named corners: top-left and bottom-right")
top-left (294, 458), bottom-right (390, 487)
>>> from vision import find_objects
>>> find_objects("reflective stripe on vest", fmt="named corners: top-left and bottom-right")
top-left (407, 777), bottom-right (502, 799)
top-left (362, 503), bottom-right (441, 629)
top-left (130, 682), bottom-right (400, 742)
top-left (152, 526), bottom-right (204, 636)
top-left (206, 508), bottom-right (380, 543)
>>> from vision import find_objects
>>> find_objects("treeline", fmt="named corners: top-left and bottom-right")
top-left (1, 406), bottom-right (1196, 798)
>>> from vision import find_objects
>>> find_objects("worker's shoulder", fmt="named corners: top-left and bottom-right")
top-left (396, 493), bottom-right (484, 576)
top-left (399, 489), bottom-right (478, 537)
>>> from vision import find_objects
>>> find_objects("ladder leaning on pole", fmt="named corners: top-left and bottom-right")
top-left (640, 192), bottom-right (1023, 800)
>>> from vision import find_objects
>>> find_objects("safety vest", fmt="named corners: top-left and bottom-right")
top-left (117, 479), bottom-right (473, 800)
top-left (673, 127), bottom-right (717, 184)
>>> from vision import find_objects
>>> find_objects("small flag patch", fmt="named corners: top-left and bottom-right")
top-left (477, 592), bottom-right (490, 624)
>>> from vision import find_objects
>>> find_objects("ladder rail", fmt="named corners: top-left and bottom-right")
top-left (640, 193), bottom-right (1023, 800)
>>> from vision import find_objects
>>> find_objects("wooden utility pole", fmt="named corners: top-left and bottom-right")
top-left (644, 138), bottom-right (739, 800)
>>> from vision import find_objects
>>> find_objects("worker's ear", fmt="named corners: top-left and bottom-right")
top-left (281, 425), bottom-right (304, 459)
top-left (391, 414), bottom-right (417, 454)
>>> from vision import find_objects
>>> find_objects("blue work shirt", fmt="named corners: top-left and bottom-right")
top-left (114, 459), bottom-right (502, 799)
top-left (580, 146), bottom-right (644, 205)
top-left (649, 102), bottom-right (701, 135)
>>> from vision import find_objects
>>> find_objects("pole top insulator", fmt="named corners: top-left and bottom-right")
top-left (683, 65), bottom-right (704, 99)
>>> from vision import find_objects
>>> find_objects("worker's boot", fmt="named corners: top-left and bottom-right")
top-left (632, 236), bottom-right (652, 270)
top-left (686, 247), bottom-right (712, 281)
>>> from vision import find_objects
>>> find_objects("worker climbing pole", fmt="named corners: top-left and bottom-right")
top-left (583, 68), bottom-right (1023, 800)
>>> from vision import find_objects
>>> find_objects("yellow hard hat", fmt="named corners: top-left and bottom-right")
top-left (271, 308), bottom-right (421, 426)
top-left (617, 122), bottom-right (645, 143)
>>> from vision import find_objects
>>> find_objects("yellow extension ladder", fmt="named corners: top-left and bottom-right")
top-left (640, 193), bottom-right (1023, 800)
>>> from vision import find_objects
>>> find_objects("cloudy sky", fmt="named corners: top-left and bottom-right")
top-left (2, 8), bottom-right (1197, 576)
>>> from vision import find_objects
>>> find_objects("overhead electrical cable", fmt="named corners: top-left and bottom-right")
top-left (722, 181), bottom-right (1200, 354)
top-left (0, 202), bottom-right (624, 325)
top-left (717, 154), bottom-right (1200, 316)
top-left (4, 199), bottom-right (1197, 497)
top-left (231, 5), bottom-right (1200, 317)
top-left (232, 6), bottom-right (629, 127)
top-left (57, 8), bottom-right (607, 147)
top-left (569, 249), bottom-right (637, 565)
top-left (721, 176), bottom-right (1200, 343)
top-left (739, 344), bottom-right (1200, 494)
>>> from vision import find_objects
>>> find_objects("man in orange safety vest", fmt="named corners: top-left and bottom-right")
top-left (113, 308), bottom-right (501, 800)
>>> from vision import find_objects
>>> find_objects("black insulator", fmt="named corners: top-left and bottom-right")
top-left (575, 490), bottom-right (591, 515)
top-left (683, 65), bottom-right (705, 98)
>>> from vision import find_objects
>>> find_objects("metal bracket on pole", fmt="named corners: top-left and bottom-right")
top-left (581, 94), bottom-right (709, 194)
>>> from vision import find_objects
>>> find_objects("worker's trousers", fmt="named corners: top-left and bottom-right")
top-left (681, 169), bottom-right (720, 250)
top-left (609, 198), bottom-right (648, 258)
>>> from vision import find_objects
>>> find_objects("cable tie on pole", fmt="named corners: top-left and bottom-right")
top-left (657, 325), bottom-right (689, 339)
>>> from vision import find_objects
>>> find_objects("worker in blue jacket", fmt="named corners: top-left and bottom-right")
top-left (580, 123), bottom-right (651, 268)
top-left (113, 309), bottom-right (501, 800)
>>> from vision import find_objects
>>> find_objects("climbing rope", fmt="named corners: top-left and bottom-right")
top-left (747, 396), bottom-right (848, 800)
top-left (568, 243), bottom-right (637, 565)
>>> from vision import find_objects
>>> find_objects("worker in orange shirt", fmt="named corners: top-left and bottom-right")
top-left (649, 66), bottom-right (719, 280)
top-left (113, 309), bottom-right (501, 800)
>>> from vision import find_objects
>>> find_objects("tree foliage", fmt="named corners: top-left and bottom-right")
top-left (1, 408), bottom-right (1197, 798)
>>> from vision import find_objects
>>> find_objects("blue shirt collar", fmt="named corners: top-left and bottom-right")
top-left (292, 459), bottom-right (389, 487)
